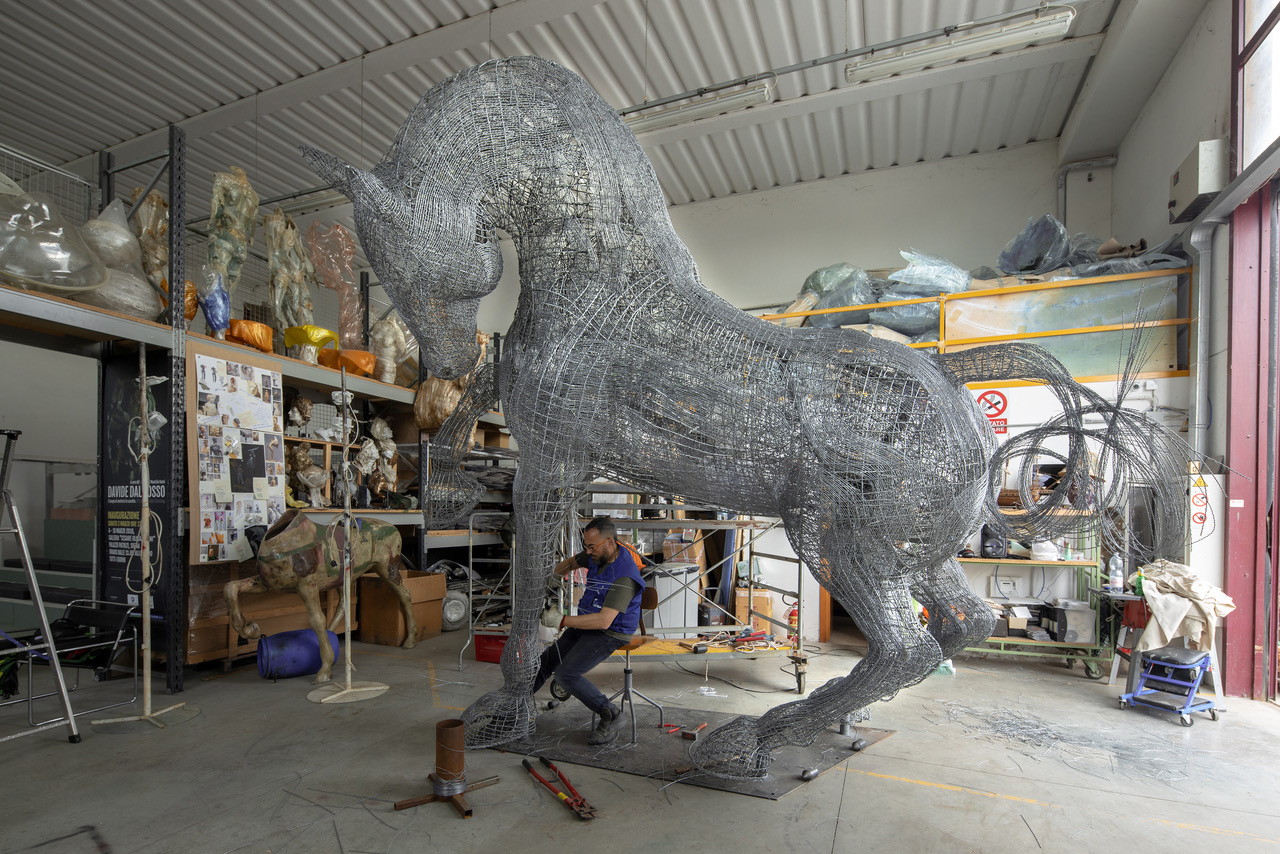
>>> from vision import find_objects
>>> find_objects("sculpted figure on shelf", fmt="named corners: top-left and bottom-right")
top-left (287, 443), bottom-right (329, 509)
top-left (263, 208), bottom-right (316, 343)
top-left (305, 221), bottom-right (365, 351)
top-left (304, 57), bottom-right (1198, 778)
top-left (224, 510), bottom-right (416, 683)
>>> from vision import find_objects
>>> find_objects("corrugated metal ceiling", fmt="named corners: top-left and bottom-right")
top-left (1, 0), bottom-right (1191, 222)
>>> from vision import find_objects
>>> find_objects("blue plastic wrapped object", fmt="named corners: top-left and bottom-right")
top-left (196, 268), bottom-right (231, 332)
top-left (998, 214), bottom-right (1071, 275)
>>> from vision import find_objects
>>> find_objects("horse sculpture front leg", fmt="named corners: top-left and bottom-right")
top-left (461, 473), bottom-right (578, 747)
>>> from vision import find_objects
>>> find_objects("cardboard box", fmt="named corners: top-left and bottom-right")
top-left (733, 589), bottom-right (773, 633)
top-left (1005, 605), bottom-right (1031, 633)
top-left (663, 536), bottom-right (707, 573)
top-left (357, 570), bottom-right (446, 646)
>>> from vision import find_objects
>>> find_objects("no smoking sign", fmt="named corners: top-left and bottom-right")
top-left (977, 390), bottom-right (1007, 418)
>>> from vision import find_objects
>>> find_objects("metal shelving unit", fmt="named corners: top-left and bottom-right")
top-left (0, 132), bottom-right (187, 693)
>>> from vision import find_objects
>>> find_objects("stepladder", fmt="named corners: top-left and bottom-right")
top-left (0, 429), bottom-right (82, 743)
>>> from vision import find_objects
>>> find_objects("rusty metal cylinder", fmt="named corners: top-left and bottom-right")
top-left (433, 718), bottom-right (467, 796)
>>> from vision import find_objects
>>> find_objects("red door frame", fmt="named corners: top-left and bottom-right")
top-left (1224, 184), bottom-right (1277, 699)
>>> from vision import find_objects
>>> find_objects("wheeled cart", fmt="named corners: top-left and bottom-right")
top-left (1119, 645), bottom-right (1219, 727)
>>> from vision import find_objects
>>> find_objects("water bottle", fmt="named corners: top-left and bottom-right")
top-left (1107, 555), bottom-right (1124, 592)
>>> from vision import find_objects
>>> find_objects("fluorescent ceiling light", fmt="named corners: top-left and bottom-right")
top-left (624, 83), bottom-right (775, 134)
top-left (844, 8), bottom-right (1076, 84)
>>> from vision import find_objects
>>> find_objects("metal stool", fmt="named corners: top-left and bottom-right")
top-left (1119, 644), bottom-right (1219, 727)
top-left (602, 586), bottom-right (664, 744)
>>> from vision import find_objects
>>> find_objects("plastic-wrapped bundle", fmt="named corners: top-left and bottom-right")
top-left (76, 199), bottom-right (164, 319)
top-left (305, 221), bottom-right (364, 350)
top-left (806, 266), bottom-right (882, 328)
top-left (0, 192), bottom-right (106, 293)
top-left (868, 298), bottom-right (939, 337)
top-left (887, 249), bottom-right (970, 297)
top-left (997, 215), bottom-right (1070, 275)
top-left (802, 261), bottom-right (861, 298)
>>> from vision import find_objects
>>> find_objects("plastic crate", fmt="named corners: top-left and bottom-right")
top-left (475, 632), bottom-right (508, 663)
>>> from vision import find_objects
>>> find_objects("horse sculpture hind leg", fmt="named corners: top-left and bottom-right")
top-left (912, 557), bottom-right (997, 662)
top-left (690, 526), bottom-right (947, 778)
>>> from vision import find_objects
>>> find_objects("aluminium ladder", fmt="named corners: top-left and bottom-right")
top-left (0, 429), bottom-right (81, 743)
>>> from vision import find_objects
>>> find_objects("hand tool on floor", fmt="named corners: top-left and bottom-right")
top-left (523, 756), bottom-right (598, 820)
top-left (681, 722), bottom-right (707, 740)
top-left (663, 723), bottom-right (683, 734)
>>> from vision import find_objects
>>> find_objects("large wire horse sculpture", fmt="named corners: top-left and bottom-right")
top-left (303, 56), bottom-right (1194, 778)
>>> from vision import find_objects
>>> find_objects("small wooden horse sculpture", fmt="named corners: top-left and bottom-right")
top-left (225, 509), bottom-right (416, 683)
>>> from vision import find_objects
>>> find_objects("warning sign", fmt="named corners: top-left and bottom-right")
top-left (977, 390), bottom-right (1007, 418)
top-left (1192, 512), bottom-right (1207, 525)
top-left (989, 418), bottom-right (1008, 434)
top-left (1191, 493), bottom-right (1208, 507)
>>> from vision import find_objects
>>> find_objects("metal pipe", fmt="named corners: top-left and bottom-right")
top-left (434, 718), bottom-right (467, 786)
top-left (1187, 220), bottom-right (1219, 461)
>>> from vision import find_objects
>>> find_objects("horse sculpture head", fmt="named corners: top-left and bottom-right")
top-left (299, 145), bottom-right (502, 380)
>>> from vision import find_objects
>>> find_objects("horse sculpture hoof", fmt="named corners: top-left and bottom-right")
top-left (311, 670), bottom-right (332, 685)
top-left (689, 716), bottom-right (773, 779)
top-left (461, 689), bottom-right (535, 748)
top-left (243, 623), bottom-right (261, 640)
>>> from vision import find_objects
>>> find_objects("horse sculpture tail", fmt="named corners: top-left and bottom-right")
top-left (936, 342), bottom-right (1196, 564)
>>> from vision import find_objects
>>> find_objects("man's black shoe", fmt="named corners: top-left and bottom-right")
top-left (588, 705), bottom-right (625, 745)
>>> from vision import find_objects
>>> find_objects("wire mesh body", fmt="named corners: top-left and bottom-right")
top-left (302, 56), bottom-right (1197, 778)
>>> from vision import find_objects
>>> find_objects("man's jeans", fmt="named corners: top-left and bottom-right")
top-left (532, 628), bottom-right (626, 714)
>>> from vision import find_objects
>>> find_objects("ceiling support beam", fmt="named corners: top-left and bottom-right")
top-left (71, 0), bottom-right (605, 169)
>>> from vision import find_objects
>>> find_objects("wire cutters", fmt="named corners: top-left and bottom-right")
top-left (523, 756), bottom-right (598, 820)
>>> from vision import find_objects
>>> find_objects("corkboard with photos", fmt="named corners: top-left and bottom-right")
top-left (186, 339), bottom-right (288, 563)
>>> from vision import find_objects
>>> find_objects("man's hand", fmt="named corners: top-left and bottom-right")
top-left (540, 605), bottom-right (564, 630)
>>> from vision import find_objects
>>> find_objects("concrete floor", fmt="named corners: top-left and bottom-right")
top-left (3, 625), bottom-right (1280, 854)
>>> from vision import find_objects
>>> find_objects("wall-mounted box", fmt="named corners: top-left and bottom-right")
top-left (1169, 139), bottom-right (1228, 223)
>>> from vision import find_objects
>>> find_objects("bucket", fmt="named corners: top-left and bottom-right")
top-left (257, 628), bottom-right (340, 679)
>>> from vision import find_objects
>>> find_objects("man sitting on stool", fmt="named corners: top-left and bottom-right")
top-left (537, 516), bottom-right (646, 745)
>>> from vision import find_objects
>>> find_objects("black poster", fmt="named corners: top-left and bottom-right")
top-left (99, 350), bottom-right (175, 617)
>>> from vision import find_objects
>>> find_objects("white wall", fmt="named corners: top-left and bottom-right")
top-left (670, 140), bottom-right (1064, 310)
top-left (0, 340), bottom-right (98, 558)
top-left (1111, 2), bottom-right (1231, 245)
top-left (1110, 0), bottom-right (1231, 471)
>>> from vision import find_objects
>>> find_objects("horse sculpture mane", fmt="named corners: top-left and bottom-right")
top-left (303, 56), bottom-right (1195, 778)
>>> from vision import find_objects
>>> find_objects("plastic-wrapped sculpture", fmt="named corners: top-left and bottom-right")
top-left (369, 313), bottom-right (407, 384)
top-left (263, 208), bottom-right (316, 341)
top-left (302, 57), bottom-right (1196, 777)
top-left (305, 221), bottom-right (364, 350)
top-left (130, 187), bottom-right (169, 296)
top-left (202, 166), bottom-right (258, 337)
